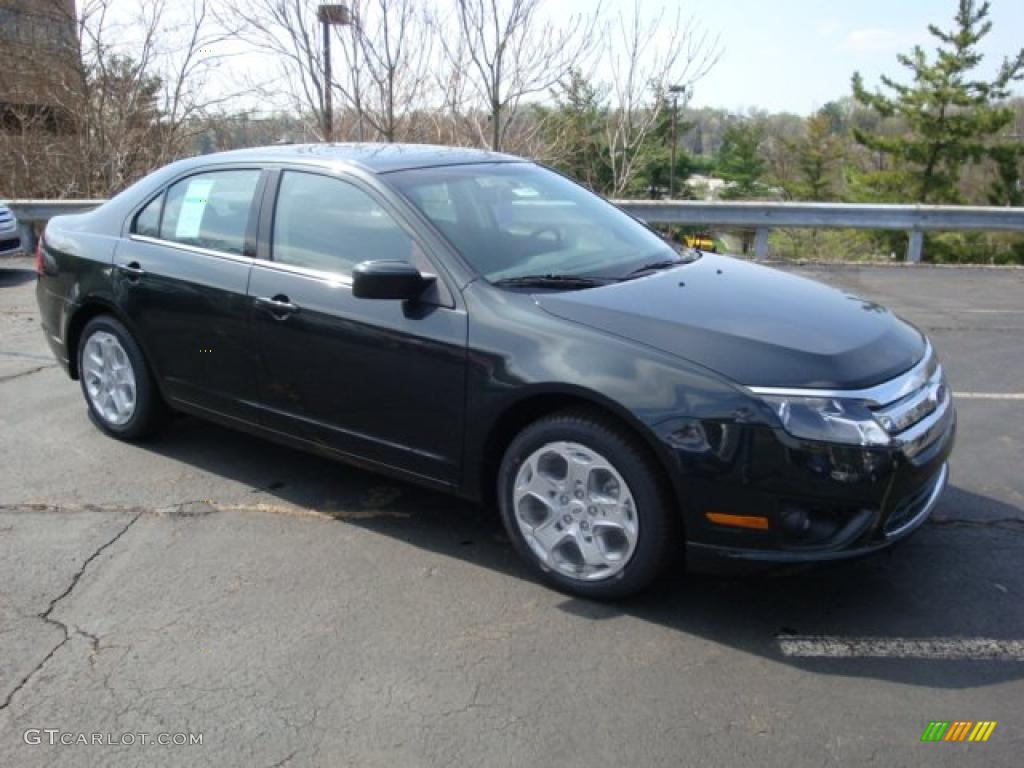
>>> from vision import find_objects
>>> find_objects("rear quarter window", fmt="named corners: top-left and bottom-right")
top-left (132, 194), bottom-right (163, 237)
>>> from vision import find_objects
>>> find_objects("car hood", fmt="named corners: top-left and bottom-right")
top-left (534, 254), bottom-right (926, 389)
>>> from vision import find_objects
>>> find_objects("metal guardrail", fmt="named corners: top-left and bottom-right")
top-left (5, 199), bottom-right (1024, 262)
top-left (4, 200), bottom-right (104, 255)
top-left (615, 201), bottom-right (1024, 262)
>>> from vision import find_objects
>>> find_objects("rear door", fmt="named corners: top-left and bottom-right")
top-left (248, 168), bottom-right (467, 484)
top-left (115, 167), bottom-right (265, 421)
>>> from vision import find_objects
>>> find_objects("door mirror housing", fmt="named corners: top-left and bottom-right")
top-left (352, 260), bottom-right (435, 300)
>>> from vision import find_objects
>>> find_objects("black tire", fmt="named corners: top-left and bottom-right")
top-left (77, 314), bottom-right (168, 440)
top-left (497, 407), bottom-right (678, 599)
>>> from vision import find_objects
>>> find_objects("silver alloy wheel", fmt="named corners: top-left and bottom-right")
top-left (513, 441), bottom-right (639, 581)
top-left (82, 331), bottom-right (137, 426)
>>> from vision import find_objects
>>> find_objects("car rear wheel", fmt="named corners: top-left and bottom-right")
top-left (498, 408), bottom-right (677, 599)
top-left (78, 315), bottom-right (167, 440)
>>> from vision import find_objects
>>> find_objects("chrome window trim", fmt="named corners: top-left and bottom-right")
top-left (131, 230), bottom-right (418, 289)
top-left (746, 341), bottom-right (935, 407)
top-left (249, 258), bottom-right (439, 291)
top-left (252, 258), bottom-right (354, 286)
top-left (128, 234), bottom-right (255, 265)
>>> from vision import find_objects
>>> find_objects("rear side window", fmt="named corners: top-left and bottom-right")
top-left (132, 194), bottom-right (162, 237)
top-left (159, 170), bottom-right (260, 255)
top-left (272, 171), bottom-right (413, 275)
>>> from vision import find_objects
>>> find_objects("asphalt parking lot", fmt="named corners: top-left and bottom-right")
top-left (1, 256), bottom-right (1022, 767)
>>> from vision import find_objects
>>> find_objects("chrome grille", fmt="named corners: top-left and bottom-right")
top-left (866, 346), bottom-right (953, 459)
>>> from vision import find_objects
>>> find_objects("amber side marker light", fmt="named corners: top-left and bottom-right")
top-left (705, 512), bottom-right (770, 530)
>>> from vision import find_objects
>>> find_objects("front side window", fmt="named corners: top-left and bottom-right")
top-left (386, 163), bottom-right (683, 282)
top-left (159, 170), bottom-right (260, 255)
top-left (272, 171), bottom-right (413, 275)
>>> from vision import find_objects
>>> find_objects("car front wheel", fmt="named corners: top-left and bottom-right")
top-left (498, 408), bottom-right (677, 599)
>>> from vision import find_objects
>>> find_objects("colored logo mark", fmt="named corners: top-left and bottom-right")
top-left (921, 721), bottom-right (997, 742)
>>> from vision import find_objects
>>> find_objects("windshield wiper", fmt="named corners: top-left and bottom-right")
top-left (491, 274), bottom-right (619, 289)
top-left (622, 259), bottom-right (686, 279)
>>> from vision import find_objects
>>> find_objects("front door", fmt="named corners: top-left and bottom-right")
top-left (248, 169), bottom-right (467, 484)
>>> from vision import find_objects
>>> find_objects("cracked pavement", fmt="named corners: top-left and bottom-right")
top-left (1, 257), bottom-right (1023, 767)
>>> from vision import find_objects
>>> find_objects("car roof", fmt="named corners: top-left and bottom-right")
top-left (197, 143), bottom-right (525, 174)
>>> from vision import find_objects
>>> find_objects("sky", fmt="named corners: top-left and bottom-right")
top-left (566, 0), bottom-right (1024, 114)
top-left (98, 0), bottom-right (1024, 117)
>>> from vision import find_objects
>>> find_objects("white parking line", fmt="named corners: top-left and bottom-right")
top-left (955, 392), bottom-right (1024, 401)
top-left (778, 635), bottom-right (1024, 661)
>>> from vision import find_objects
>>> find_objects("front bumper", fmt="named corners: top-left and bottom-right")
top-left (687, 460), bottom-right (948, 563)
top-left (656, 368), bottom-right (956, 564)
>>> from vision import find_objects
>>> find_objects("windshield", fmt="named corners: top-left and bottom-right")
top-left (386, 163), bottom-right (685, 283)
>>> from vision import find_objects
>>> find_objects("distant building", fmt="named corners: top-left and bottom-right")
top-left (685, 174), bottom-right (730, 201)
top-left (0, 0), bottom-right (79, 133)
top-left (0, 0), bottom-right (80, 196)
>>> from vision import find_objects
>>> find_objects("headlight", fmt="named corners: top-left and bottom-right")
top-left (760, 396), bottom-right (890, 447)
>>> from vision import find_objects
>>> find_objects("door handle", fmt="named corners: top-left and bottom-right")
top-left (117, 262), bottom-right (145, 280)
top-left (255, 295), bottom-right (300, 319)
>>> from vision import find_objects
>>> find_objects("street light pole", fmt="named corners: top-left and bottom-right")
top-left (318, 4), bottom-right (352, 143)
top-left (668, 85), bottom-right (687, 198)
top-left (323, 18), bottom-right (332, 142)
top-left (670, 95), bottom-right (677, 198)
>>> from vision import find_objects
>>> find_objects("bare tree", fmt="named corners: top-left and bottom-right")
top-left (423, 10), bottom-right (482, 146)
top-left (443, 0), bottom-right (601, 151)
top-left (332, 10), bottom-right (370, 140)
top-left (150, 0), bottom-right (242, 164)
top-left (333, 0), bottom-right (432, 142)
top-left (603, 1), bottom-right (721, 195)
top-left (220, 0), bottom-right (432, 143)
top-left (74, 0), bottom-right (237, 193)
top-left (1, 0), bottom-right (235, 197)
top-left (216, 0), bottom-right (333, 138)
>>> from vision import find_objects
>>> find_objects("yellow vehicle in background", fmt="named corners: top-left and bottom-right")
top-left (683, 233), bottom-right (717, 252)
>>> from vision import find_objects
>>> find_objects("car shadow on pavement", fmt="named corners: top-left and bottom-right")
top-left (141, 414), bottom-right (1024, 690)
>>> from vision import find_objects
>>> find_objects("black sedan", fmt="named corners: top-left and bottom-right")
top-left (35, 144), bottom-right (955, 598)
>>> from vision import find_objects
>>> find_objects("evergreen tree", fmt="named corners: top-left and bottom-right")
top-left (987, 144), bottom-right (1023, 206)
top-left (537, 70), bottom-right (610, 192)
top-left (784, 112), bottom-right (845, 201)
top-left (632, 90), bottom-right (695, 198)
top-left (850, 0), bottom-right (1024, 204)
top-left (716, 122), bottom-right (766, 199)
top-left (819, 101), bottom-right (846, 135)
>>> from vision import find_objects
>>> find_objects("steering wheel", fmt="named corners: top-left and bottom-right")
top-left (527, 226), bottom-right (564, 247)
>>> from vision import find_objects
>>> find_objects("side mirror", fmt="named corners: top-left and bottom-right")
top-left (352, 260), bottom-right (435, 300)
